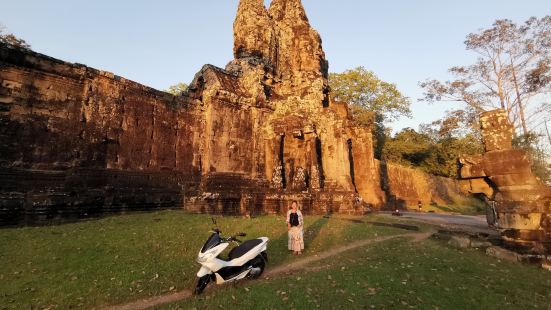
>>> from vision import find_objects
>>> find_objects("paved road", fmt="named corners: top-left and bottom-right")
top-left (380, 211), bottom-right (497, 235)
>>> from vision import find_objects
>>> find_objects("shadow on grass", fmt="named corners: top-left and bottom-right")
top-left (364, 221), bottom-right (420, 231)
top-left (303, 217), bottom-right (329, 249)
top-left (272, 217), bottom-right (330, 256)
top-left (336, 217), bottom-right (420, 231)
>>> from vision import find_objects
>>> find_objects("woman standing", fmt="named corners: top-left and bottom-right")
top-left (287, 201), bottom-right (304, 255)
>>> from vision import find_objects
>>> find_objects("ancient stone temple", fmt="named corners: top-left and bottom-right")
top-left (1, 0), bottom-right (468, 224)
top-left (459, 109), bottom-right (551, 254)
top-left (0, 0), bottom-right (384, 224)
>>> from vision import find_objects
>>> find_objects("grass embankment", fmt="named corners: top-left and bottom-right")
top-left (176, 237), bottom-right (551, 310)
top-left (406, 201), bottom-right (486, 215)
top-left (0, 211), bottom-right (409, 309)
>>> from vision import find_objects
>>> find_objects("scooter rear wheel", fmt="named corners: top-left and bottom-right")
top-left (193, 274), bottom-right (211, 295)
top-left (249, 254), bottom-right (266, 279)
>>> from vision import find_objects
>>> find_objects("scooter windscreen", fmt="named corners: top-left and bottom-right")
top-left (201, 233), bottom-right (222, 253)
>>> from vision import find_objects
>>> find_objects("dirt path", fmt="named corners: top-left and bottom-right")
top-left (383, 212), bottom-right (496, 235)
top-left (266, 231), bottom-right (432, 277)
top-left (100, 231), bottom-right (432, 310)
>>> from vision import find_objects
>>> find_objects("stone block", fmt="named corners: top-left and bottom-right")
top-left (480, 110), bottom-right (514, 152)
top-left (460, 178), bottom-right (494, 197)
top-left (489, 173), bottom-right (541, 187)
top-left (482, 150), bottom-right (532, 176)
top-left (497, 213), bottom-right (543, 230)
top-left (486, 246), bottom-right (519, 263)
top-left (470, 239), bottom-right (493, 248)
top-left (458, 155), bottom-right (485, 178)
top-left (448, 235), bottom-right (471, 249)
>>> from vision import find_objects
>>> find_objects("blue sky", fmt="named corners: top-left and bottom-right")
top-left (1, 0), bottom-right (550, 132)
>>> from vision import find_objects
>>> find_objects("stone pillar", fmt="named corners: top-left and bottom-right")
top-left (349, 127), bottom-right (385, 208)
top-left (459, 109), bottom-right (551, 254)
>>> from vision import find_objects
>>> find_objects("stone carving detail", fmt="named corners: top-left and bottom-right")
top-left (310, 164), bottom-right (320, 190)
top-left (271, 162), bottom-right (284, 189)
top-left (292, 167), bottom-right (307, 191)
top-left (459, 109), bottom-right (551, 254)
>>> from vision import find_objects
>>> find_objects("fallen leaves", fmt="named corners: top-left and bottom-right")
top-left (150, 273), bottom-right (159, 281)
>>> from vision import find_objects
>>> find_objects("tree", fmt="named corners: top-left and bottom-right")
top-left (329, 67), bottom-right (411, 159)
top-left (512, 133), bottom-right (550, 184)
top-left (165, 82), bottom-right (188, 96)
top-left (382, 127), bottom-right (482, 178)
top-left (330, 67), bottom-right (411, 125)
top-left (382, 128), bottom-right (433, 167)
top-left (419, 108), bottom-right (482, 141)
top-left (419, 114), bottom-right (484, 177)
top-left (420, 17), bottom-right (551, 137)
top-left (0, 24), bottom-right (31, 50)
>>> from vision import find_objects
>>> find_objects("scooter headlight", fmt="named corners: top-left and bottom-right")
top-left (197, 250), bottom-right (216, 263)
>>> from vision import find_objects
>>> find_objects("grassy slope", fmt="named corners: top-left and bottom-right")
top-left (406, 199), bottom-right (487, 216)
top-left (0, 211), bottom-right (406, 309)
top-left (177, 238), bottom-right (551, 310)
top-left (2, 211), bottom-right (549, 310)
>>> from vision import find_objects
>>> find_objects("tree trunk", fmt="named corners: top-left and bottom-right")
top-left (545, 120), bottom-right (551, 147)
top-left (510, 59), bottom-right (529, 136)
top-left (493, 59), bottom-right (507, 110)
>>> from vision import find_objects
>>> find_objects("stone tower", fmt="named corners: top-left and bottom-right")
top-left (188, 0), bottom-right (385, 214)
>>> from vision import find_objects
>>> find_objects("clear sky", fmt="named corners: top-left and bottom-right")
top-left (1, 0), bottom-right (550, 133)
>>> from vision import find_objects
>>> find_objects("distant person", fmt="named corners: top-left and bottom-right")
top-left (287, 201), bottom-right (304, 255)
top-left (418, 201), bottom-right (423, 212)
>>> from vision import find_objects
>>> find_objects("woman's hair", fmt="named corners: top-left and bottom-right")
top-left (290, 201), bottom-right (299, 209)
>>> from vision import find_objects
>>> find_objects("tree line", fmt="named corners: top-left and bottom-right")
top-left (330, 16), bottom-right (550, 183)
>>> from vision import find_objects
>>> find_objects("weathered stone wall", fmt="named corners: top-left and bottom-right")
top-left (0, 45), bottom-right (203, 224)
top-left (376, 160), bottom-right (469, 209)
top-left (0, 45), bottom-right (203, 172)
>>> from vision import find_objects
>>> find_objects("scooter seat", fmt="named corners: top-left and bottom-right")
top-left (228, 239), bottom-right (263, 260)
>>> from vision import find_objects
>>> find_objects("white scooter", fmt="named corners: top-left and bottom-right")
top-left (193, 218), bottom-right (269, 295)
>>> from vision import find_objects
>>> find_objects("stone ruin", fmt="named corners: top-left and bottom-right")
top-left (459, 109), bottom-right (551, 254)
top-left (0, 0), bottom-right (469, 224)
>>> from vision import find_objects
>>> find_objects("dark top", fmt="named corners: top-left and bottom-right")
top-left (289, 212), bottom-right (300, 227)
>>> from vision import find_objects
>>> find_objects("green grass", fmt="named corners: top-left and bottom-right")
top-left (173, 238), bottom-right (551, 310)
top-left (3, 210), bottom-right (549, 310)
top-left (407, 202), bottom-right (486, 215)
top-left (0, 211), bottom-right (408, 309)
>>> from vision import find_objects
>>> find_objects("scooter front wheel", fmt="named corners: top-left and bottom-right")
top-left (193, 274), bottom-right (211, 295)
